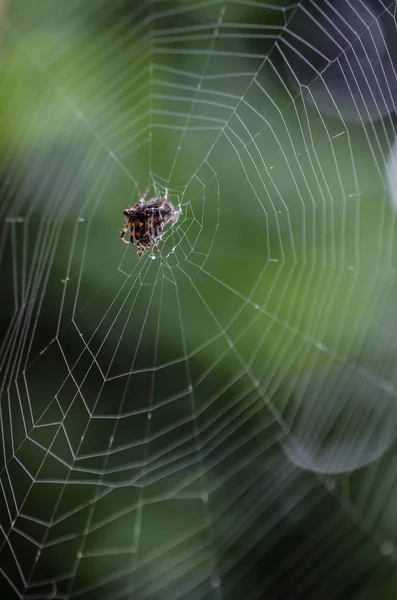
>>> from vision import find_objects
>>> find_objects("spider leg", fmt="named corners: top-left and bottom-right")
top-left (139, 188), bottom-right (149, 203)
top-left (120, 223), bottom-right (130, 243)
top-left (164, 188), bottom-right (168, 201)
top-left (130, 224), bottom-right (137, 246)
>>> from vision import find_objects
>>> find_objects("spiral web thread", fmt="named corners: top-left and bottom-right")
top-left (1, 1), bottom-right (397, 599)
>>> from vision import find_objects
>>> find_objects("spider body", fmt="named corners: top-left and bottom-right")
top-left (120, 189), bottom-right (180, 258)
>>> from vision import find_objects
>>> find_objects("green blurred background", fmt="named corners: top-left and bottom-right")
top-left (1, 0), bottom-right (397, 598)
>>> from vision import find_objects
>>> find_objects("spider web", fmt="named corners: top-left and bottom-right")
top-left (1, 0), bottom-right (397, 598)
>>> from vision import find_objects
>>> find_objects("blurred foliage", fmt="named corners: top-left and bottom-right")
top-left (1, 0), bottom-right (397, 599)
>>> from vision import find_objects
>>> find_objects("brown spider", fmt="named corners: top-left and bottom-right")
top-left (120, 188), bottom-right (181, 258)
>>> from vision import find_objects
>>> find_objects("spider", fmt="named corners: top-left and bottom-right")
top-left (120, 188), bottom-right (181, 258)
